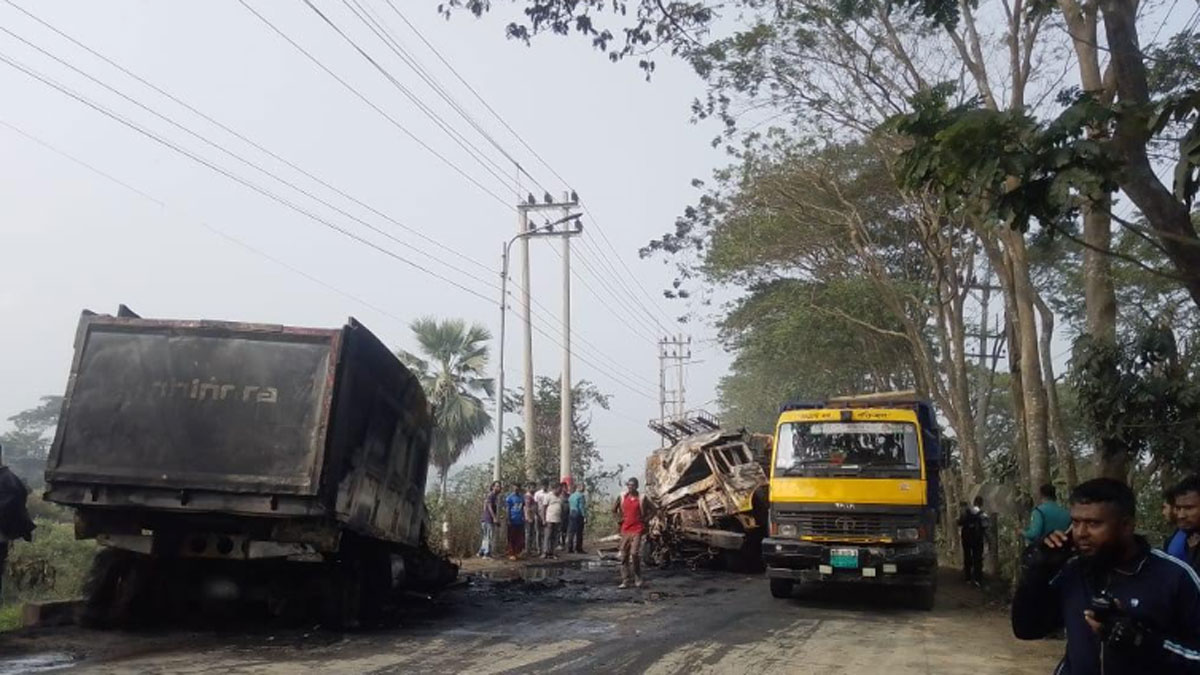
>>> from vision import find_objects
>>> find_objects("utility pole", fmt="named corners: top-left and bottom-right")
top-left (657, 335), bottom-right (691, 446)
top-left (559, 195), bottom-right (573, 485)
top-left (519, 206), bottom-right (534, 482)
top-left (496, 211), bottom-right (582, 483)
top-left (513, 193), bottom-right (581, 483)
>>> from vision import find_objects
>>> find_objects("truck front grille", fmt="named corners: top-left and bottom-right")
top-left (780, 512), bottom-right (921, 539)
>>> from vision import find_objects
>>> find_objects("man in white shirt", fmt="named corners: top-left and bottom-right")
top-left (542, 484), bottom-right (566, 559)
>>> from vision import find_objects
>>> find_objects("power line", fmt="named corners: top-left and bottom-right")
top-left (0, 0), bottom-right (495, 276)
top-left (301, 0), bottom-right (520, 196)
top-left (0, 5), bottom-right (657, 391)
top-left (349, 0), bottom-right (534, 186)
top-left (0, 48), bottom-right (498, 303)
top-left (0, 22), bottom-right (501, 293)
top-left (236, 0), bottom-right (514, 209)
top-left (0, 17), bottom-right (657, 393)
top-left (386, 4), bottom-right (679, 332)
top-left (0, 118), bottom-right (414, 329)
top-left (4, 7), bottom-right (664, 402)
top-left (1, 116), bottom-right (661, 404)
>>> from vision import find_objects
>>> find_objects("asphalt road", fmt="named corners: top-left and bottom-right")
top-left (0, 562), bottom-right (1061, 674)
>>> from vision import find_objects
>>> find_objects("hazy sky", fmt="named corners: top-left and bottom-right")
top-left (0, 0), bottom-right (730, 477)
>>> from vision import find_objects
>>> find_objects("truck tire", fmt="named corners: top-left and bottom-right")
top-left (769, 578), bottom-right (794, 599)
top-left (81, 548), bottom-right (152, 628)
top-left (912, 581), bottom-right (936, 611)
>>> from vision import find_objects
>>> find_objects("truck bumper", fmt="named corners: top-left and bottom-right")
top-left (761, 538), bottom-right (936, 586)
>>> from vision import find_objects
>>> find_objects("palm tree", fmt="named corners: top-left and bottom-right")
top-left (398, 317), bottom-right (494, 501)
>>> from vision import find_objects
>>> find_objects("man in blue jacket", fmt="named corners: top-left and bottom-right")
top-left (1013, 477), bottom-right (1200, 674)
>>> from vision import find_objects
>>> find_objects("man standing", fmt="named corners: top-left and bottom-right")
top-left (613, 477), bottom-right (650, 589)
top-left (1167, 476), bottom-right (1200, 573)
top-left (505, 483), bottom-right (526, 560)
top-left (958, 496), bottom-right (987, 586)
top-left (567, 483), bottom-right (587, 553)
top-left (1013, 478), bottom-right (1200, 674)
top-left (524, 483), bottom-right (540, 556)
top-left (0, 443), bottom-right (35, 598)
top-left (478, 481), bottom-right (501, 559)
top-left (1023, 484), bottom-right (1072, 546)
top-left (542, 484), bottom-right (566, 559)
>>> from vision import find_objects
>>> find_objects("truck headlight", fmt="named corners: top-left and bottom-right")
top-left (896, 527), bottom-right (920, 542)
top-left (779, 524), bottom-right (797, 537)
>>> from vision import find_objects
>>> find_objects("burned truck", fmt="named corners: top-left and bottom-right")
top-left (643, 412), bottom-right (770, 569)
top-left (44, 307), bottom-right (455, 627)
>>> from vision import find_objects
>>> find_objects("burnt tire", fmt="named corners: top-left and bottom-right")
top-left (81, 548), bottom-right (152, 629)
top-left (769, 578), bottom-right (794, 599)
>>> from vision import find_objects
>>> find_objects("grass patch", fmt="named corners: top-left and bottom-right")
top-left (1, 511), bottom-right (97, 631)
top-left (0, 603), bottom-right (21, 631)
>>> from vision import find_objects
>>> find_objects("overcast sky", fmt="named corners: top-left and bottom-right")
top-left (0, 0), bottom-right (730, 478)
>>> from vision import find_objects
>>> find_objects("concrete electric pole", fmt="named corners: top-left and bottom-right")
top-left (509, 193), bottom-right (582, 483)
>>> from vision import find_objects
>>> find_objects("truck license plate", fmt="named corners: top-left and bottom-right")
top-left (830, 548), bottom-right (859, 569)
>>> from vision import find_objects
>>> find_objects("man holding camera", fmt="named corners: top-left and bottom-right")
top-left (1013, 477), bottom-right (1200, 674)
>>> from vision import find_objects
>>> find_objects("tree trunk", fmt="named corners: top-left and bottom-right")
top-left (1005, 231), bottom-right (1052, 494)
top-left (1099, 0), bottom-right (1200, 310)
top-left (987, 238), bottom-right (1032, 491)
top-left (1034, 292), bottom-right (1079, 489)
top-left (440, 470), bottom-right (450, 551)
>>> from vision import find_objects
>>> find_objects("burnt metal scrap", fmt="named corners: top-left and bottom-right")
top-left (643, 416), bottom-right (770, 568)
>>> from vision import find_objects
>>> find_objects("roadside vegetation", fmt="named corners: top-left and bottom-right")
top-left (445, 0), bottom-right (1200, 586)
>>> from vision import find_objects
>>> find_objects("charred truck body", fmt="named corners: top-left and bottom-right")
top-left (44, 309), bottom-right (454, 627)
top-left (644, 412), bottom-right (769, 569)
top-left (761, 393), bottom-right (942, 609)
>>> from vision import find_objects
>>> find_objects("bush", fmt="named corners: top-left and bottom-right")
top-left (1, 517), bottom-right (97, 629)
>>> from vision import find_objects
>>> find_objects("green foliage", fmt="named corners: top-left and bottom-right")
top-left (1069, 324), bottom-right (1200, 475)
top-left (717, 277), bottom-right (915, 432)
top-left (398, 317), bottom-right (495, 496)
top-left (1, 395), bottom-right (62, 487)
top-left (500, 376), bottom-right (623, 491)
top-left (1, 517), bottom-right (98, 629)
top-left (424, 463), bottom-right (494, 557)
top-left (440, 0), bottom-right (715, 77)
top-left (890, 87), bottom-right (1121, 234)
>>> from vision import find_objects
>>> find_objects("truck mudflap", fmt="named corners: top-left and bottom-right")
top-left (761, 538), bottom-right (936, 583)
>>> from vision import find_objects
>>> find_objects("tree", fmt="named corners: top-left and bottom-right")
top-left (717, 278), bottom-right (916, 433)
top-left (499, 377), bottom-right (620, 491)
top-left (1, 395), bottom-right (63, 486)
top-left (398, 317), bottom-right (495, 501)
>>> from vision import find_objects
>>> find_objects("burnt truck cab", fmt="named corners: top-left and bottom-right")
top-left (761, 396), bottom-right (943, 609)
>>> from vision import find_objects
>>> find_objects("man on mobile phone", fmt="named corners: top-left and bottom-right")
top-left (1012, 478), bottom-right (1200, 674)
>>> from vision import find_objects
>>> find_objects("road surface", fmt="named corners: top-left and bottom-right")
top-left (0, 562), bottom-right (1060, 674)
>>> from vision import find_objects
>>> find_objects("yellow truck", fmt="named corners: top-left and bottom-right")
top-left (761, 393), bottom-right (943, 609)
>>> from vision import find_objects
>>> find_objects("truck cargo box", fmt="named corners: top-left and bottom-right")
top-left (45, 312), bottom-right (432, 551)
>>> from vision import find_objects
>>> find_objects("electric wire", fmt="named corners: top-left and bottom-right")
top-left (0, 48), bottom-right (498, 303)
top-left (300, 0), bottom-right (520, 196)
top-left (0, 0), bottom-right (495, 275)
top-left (237, 0), bottom-right (515, 209)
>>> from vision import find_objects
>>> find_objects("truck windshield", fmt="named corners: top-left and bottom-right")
top-left (775, 421), bottom-right (921, 478)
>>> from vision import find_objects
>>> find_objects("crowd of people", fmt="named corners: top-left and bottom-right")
top-left (478, 476), bottom-right (650, 588)
top-left (479, 479), bottom-right (591, 561)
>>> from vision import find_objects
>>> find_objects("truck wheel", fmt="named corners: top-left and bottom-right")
top-left (81, 548), bottom-right (151, 628)
top-left (912, 583), bottom-right (936, 611)
top-left (769, 578), bottom-right (794, 599)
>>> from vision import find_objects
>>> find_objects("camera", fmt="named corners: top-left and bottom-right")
top-left (1090, 590), bottom-right (1121, 623)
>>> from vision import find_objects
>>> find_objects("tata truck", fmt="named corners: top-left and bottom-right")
top-left (44, 307), bottom-right (455, 627)
top-left (761, 392), bottom-right (943, 609)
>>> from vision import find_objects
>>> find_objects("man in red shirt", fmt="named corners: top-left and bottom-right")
top-left (613, 477), bottom-right (651, 589)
